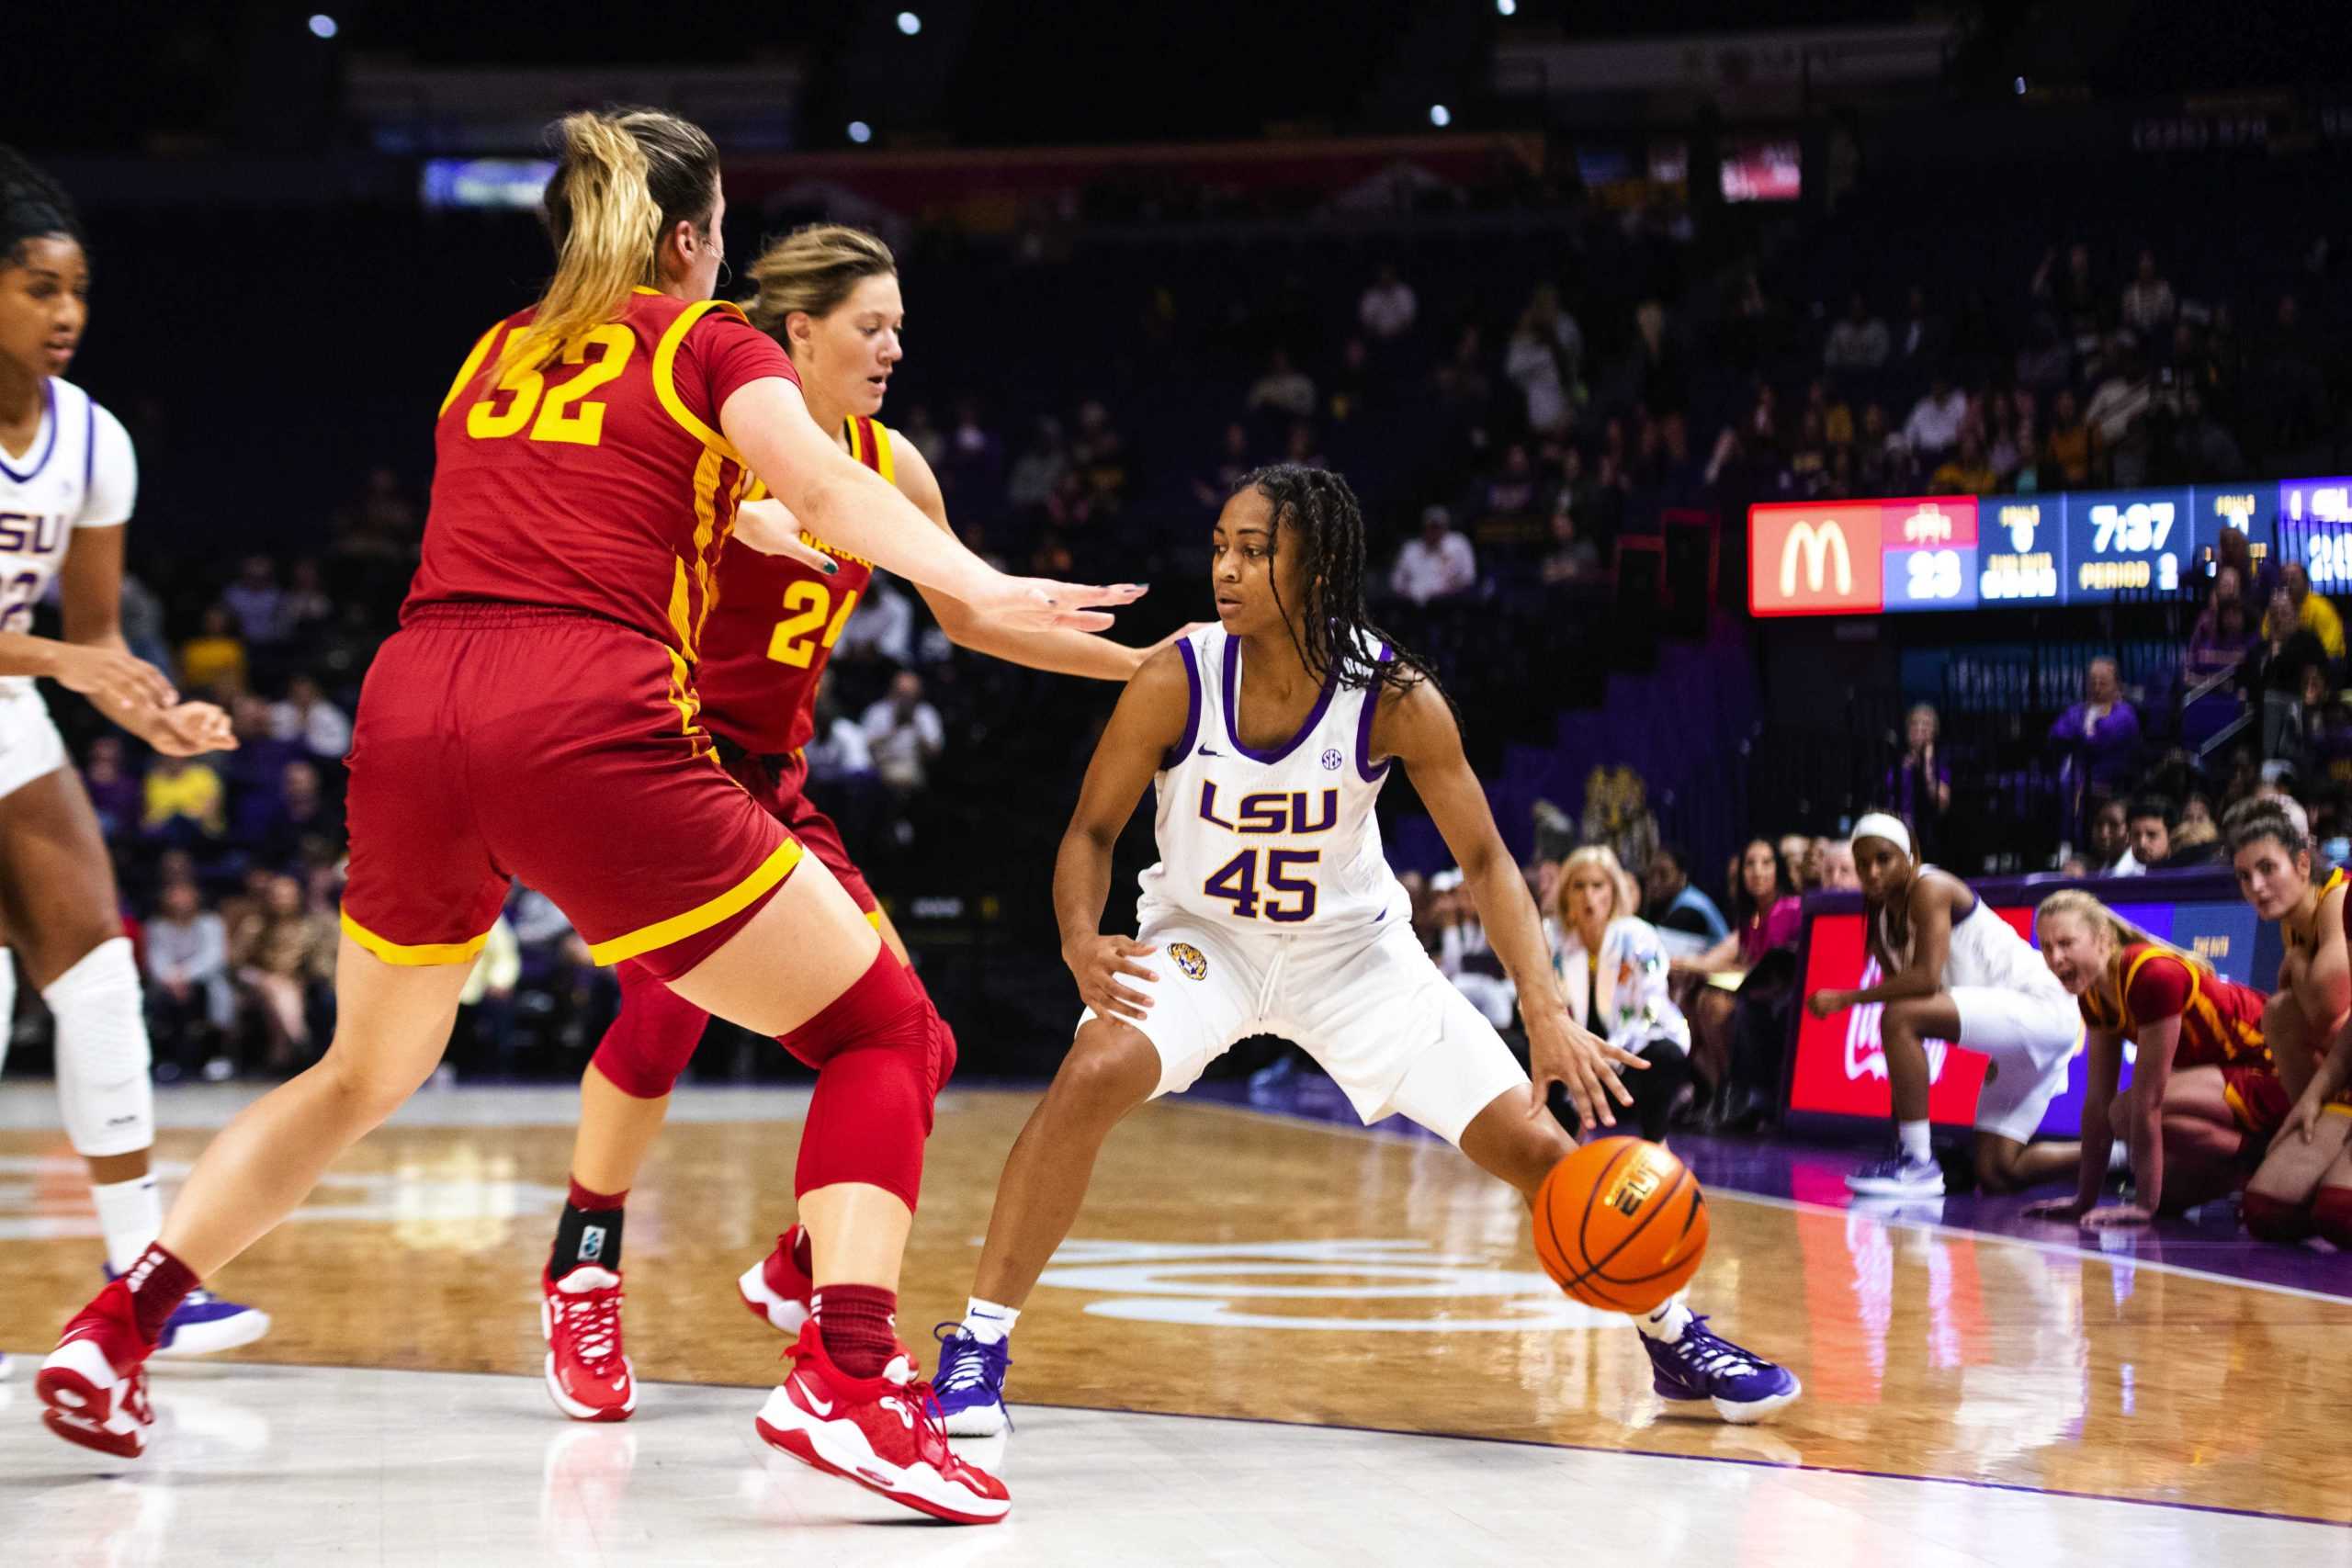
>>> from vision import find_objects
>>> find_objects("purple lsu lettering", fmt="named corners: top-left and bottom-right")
top-left (1196, 782), bottom-right (1340, 835)
top-left (0, 513), bottom-right (64, 555)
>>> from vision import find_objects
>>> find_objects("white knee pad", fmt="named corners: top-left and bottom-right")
top-left (48, 937), bottom-right (153, 1157)
top-left (0, 945), bottom-right (15, 1077)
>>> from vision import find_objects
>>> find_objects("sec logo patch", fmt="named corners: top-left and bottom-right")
top-left (1320, 748), bottom-right (1344, 772)
top-left (1168, 942), bottom-right (1209, 980)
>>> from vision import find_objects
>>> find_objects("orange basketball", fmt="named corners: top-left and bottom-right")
top-left (1532, 1137), bottom-right (1710, 1313)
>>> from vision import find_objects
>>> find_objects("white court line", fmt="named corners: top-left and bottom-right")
top-left (1162, 1094), bottom-right (2352, 1310)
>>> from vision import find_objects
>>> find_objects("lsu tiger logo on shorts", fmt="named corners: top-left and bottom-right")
top-left (1168, 942), bottom-right (1209, 980)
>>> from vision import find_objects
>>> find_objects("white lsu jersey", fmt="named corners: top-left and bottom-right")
top-left (1136, 626), bottom-right (1411, 937)
top-left (0, 378), bottom-right (137, 696)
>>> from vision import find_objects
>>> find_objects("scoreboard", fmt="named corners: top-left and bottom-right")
top-left (1750, 479), bottom-right (2306, 616)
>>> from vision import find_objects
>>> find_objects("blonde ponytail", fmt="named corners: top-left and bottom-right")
top-left (490, 108), bottom-right (721, 382)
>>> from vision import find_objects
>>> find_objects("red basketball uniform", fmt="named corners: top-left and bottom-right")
top-left (2078, 944), bottom-right (2286, 1134)
top-left (592, 417), bottom-right (907, 1099)
top-left (340, 288), bottom-right (807, 981)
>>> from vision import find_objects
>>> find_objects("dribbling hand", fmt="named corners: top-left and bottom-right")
top-left (1525, 1002), bottom-right (1642, 1132)
top-left (1065, 933), bottom-right (1158, 1023)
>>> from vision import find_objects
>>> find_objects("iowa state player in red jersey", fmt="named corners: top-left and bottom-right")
top-left (539, 223), bottom-right (1185, 1421)
top-left (2028, 890), bottom-right (2284, 1226)
top-left (37, 109), bottom-right (1134, 1524)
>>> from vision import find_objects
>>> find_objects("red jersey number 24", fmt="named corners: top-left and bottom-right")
top-left (767, 579), bottom-right (862, 669)
top-left (464, 326), bottom-right (635, 447)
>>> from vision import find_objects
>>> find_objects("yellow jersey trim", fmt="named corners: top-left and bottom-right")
top-left (586, 836), bottom-right (806, 965)
top-left (439, 322), bottom-right (504, 417)
top-left (872, 418), bottom-right (897, 485)
top-left (652, 299), bottom-right (750, 460)
top-left (340, 908), bottom-right (494, 968)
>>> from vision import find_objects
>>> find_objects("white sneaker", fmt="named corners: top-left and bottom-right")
top-left (1845, 1153), bottom-right (1946, 1197)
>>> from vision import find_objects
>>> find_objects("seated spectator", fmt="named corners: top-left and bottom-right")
top-left (2188, 566), bottom-right (2258, 681)
top-left (1540, 504), bottom-right (1600, 587)
top-left (2089, 798), bottom-right (2142, 877)
top-left (1070, 400), bottom-right (1131, 509)
top-left (1817, 839), bottom-right (1861, 890)
top-left (2048, 657), bottom-right (2143, 801)
top-left (1785, 409), bottom-right (1830, 495)
top-left (230, 872), bottom-right (336, 1072)
top-left (863, 670), bottom-right (944, 796)
top-left (1930, 431), bottom-right (1998, 495)
top-left (1640, 841), bottom-right (1729, 953)
top-left (1389, 505), bottom-right (1477, 604)
top-left (142, 751), bottom-right (226, 847)
top-left (1886, 703), bottom-right (1952, 859)
top-left (1552, 846), bottom-right (1690, 1141)
top-left (2120, 249), bottom-right (2177, 338)
top-left (80, 735), bottom-right (141, 846)
top-left (1823, 291), bottom-right (1890, 374)
top-left (179, 604), bottom-right (249, 699)
top-left (1900, 375), bottom-right (1968, 463)
top-left (143, 878), bottom-right (235, 1079)
top-left (1006, 416), bottom-right (1069, 510)
top-left (221, 555), bottom-right (288, 647)
top-left (1475, 444), bottom-right (1542, 520)
top-left (2043, 389), bottom-right (2094, 486)
top-left (1777, 833), bottom-right (1815, 893)
top-left (1679, 839), bottom-right (1803, 977)
top-left (1358, 263), bottom-right (1418, 342)
top-left (254, 760), bottom-right (345, 871)
top-left (2167, 794), bottom-right (2226, 865)
top-left (2085, 340), bottom-right (2155, 484)
top-left (833, 572), bottom-right (916, 666)
top-left (1804, 378), bottom-right (1854, 447)
top-left (268, 673), bottom-right (353, 760)
top-left (1430, 868), bottom-right (1514, 1029)
top-left (1895, 282), bottom-right (1948, 372)
top-left (1856, 402), bottom-right (1906, 492)
top-left (1245, 349), bottom-right (1317, 420)
top-left (2127, 795), bottom-right (2179, 871)
top-left (2266, 562), bottom-right (2346, 661)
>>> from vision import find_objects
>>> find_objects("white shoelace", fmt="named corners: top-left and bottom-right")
top-left (556, 1294), bottom-right (620, 1364)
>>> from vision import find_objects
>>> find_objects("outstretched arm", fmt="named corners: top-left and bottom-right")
top-left (1379, 678), bottom-right (1643, 1129)
top-left (2030, 1027), bottom-right (2126, 1221)
top-left (1051, 649), bottom-right (1191, 1023)
top-left (59, 525), bottom-right (230, 755)
top-left (1811, 879), bottom-right (1951, 1015)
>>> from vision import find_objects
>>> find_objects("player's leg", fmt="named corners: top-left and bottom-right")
top-left (1956, 988), bottom-right (2082, 1196)
top-left (2138, 1066), bottom-right (2256, 1213)
top-left (2244, 1105), bottom-right (2352, 1242)
top-left (1848, 992), bottom-right (1962, 1197)
top-left (2264, 991), bottom-right (2318, 1099)
top-left (932, 924), bottom-right (1246, 1437)
top-left (2307, 1129), bottom-right (2352, 1249)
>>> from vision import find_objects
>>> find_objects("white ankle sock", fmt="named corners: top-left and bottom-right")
top-left (1898, 1120), bottom-right (1932, 1164)
top-left (93, 1173), bottom-right (162, 1276)
top-left (961, 1298), bottom-right (1019, 1345)
top-left (1637, 1297), bottom-right (1693, 1343)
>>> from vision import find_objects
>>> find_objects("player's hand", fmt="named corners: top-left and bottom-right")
top-left (1805, 989), bottom-right (1848, 1019)
top-left (1525, 1001), bottom-right (1643, 1131)
top-left (141, 700), bottom-right (236, 757)
top-left (733, 498), bottom-right (839, 575)
top-left (2279, 1093), bottom-right (2326, 1145)
top-left (2081, 1202), bottom-right (2154, 1229)
top-left (969, 575), bottom-right (1147, 635)
top-left (53, 643), bottom-right (175, 720)
top-left (1064, 933), bottom-right (1158, 1022)
top-left (2022, 1196), bottom-right (2091, 1222)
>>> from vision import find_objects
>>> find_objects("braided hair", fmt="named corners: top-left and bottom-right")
top-left (1238, 463), bottom-right (1442, 702)
top-left (0, 146), bottom-right (84, 266)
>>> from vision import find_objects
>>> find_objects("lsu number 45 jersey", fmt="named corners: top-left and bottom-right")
top-left (0, 378), bottom-right (135, 695)
top-left (1136, 626), bottom-right (1411, 938)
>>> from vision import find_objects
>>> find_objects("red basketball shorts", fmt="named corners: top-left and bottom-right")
top-left (736, 747), bottom-right (880, 918)
top-left (340, 606), bottom-right (800, 983)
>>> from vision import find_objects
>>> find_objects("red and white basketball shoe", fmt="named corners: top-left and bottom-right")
top-left (736, 1224), bottom-right (814, 1335)
top-left (38, 1279), bottom-right (155, 1459)
top-left (755, 1322), bottom-right (1010, 1525)
top-left (541, 1266), bottom-right (637, 1422)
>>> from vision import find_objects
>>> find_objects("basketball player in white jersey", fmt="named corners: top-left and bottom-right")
top-left (1806, 814), bottom-right (2083, 1199)
top-left (930, 466), bottom-right (1799, 1433)
top-left (0, 149), bottom-right (266, 1382)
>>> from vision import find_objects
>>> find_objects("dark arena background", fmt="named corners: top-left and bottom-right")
top-left (5, 3), bottom-right (2352, 1562)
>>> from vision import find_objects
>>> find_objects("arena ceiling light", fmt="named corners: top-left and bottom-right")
top-left (897, 11), bottom-right (922, 34)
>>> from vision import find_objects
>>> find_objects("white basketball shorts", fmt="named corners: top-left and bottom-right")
top-left (1079, 910), bottom-right (1529, 1145)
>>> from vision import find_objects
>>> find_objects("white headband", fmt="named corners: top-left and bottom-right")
top-left (1850, 813), bottom-right (1914, 857)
